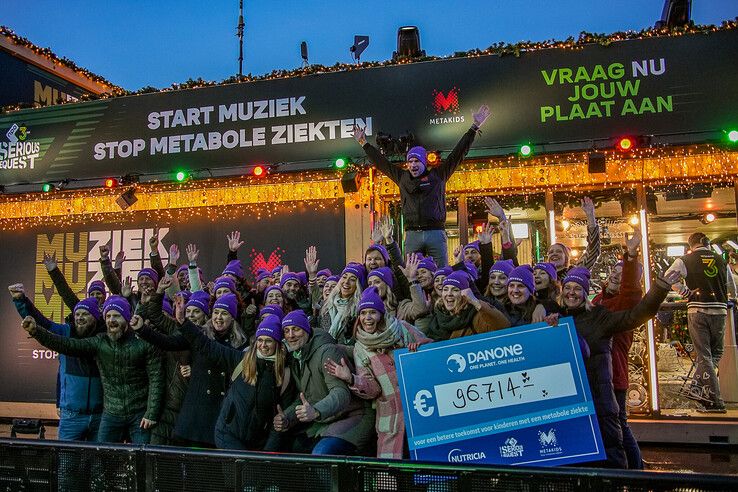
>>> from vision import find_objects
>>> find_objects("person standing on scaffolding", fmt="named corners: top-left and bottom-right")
top-left (353, 105), bottom-right (491, 268)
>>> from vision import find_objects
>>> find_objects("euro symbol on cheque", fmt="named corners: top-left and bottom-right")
top-left (413, 389), bottom-right (435, 417)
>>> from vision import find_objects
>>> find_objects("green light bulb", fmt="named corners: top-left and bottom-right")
top-left (520, 144), bottom-right (533, 156)
top-left (175, 171), bottom-right (186, 182)
top-left (335, 158), bottom-right (347, 169)
top-left (728, 130), bottom-right (738, 143)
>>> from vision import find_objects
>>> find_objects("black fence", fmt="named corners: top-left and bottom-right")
top-left (0, 438), bottom-right (736, 492)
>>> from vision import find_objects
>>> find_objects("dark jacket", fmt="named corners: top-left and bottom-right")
top-left (177, 321), bottom-right (296, 450)
top-left (363, 128), bottom-right (477, 230)
top-left (31, 327), bottom-right (164, 421)
top-left (560, 278), bottom-right (670, 468)
top-left (136, 320), bottom-right (247, 445)
top-left (283, 329), bottom-right (374, 450)
top-left (137, 293), bottom-right (190, 444)
top-left (14, 296), bottom-right (103, 415)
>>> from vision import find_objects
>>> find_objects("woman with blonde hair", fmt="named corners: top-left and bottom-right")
top-left (319, 263), bottom-right (366, 345)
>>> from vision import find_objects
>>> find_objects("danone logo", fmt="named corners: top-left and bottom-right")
top-left (430, 88), bottom-right (465, 126)
top-left (447, 448), bottom-right (487, 463)
top-left (446, 353), bottom-right (467, 373)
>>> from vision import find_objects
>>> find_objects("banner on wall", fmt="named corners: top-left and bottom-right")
top-left (0, 30), bottom-right (737, 185)
top-left (0, 199), bottom-right (345, 404)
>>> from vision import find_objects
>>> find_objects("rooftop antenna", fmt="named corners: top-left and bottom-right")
top-left (237, 0), bottom-right (245, 78)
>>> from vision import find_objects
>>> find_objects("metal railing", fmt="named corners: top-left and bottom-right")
top-left (0, 438), bottom-right (735, 492)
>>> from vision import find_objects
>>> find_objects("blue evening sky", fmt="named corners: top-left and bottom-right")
top-left (3, 1), bottom-right (737, 90)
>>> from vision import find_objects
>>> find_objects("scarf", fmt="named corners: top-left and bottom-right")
top-left (355, 316), bottom-right (405, 352)
top-left (256, 351), bottom-right (277, 362)
top-left (328, 296), bottom-right (352, 340)
top-left (426, 304), bottom-right (477, 341)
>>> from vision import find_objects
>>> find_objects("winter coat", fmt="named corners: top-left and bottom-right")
top-left (283, 329), bottom-right (375, 451)
top-left (176, 320), bottom-right (296, 450)
top-left (137, 293), bottom-right (190, 444)
top-left (350, 318), bottom-right (432, 458)
top-left (591, 255), bottom-right (643, 391)
top-left (363, 128), bottom-right (476, 230)
top-left (14, 296), bottom-right (103, 415)
top-left (319, 309), bottom-right (357, 346)
top-left (395, 283), bottom-right (431, 323)
top-left (559, 278), bottom-right (670, 468)
top-left (135, 320), bottom-right (247, 445)
top-left (31, 327), bottom-right (164, 421)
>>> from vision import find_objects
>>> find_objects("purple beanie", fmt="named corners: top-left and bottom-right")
top-left (264, 285), bottom-right (283, 300)
top-left (186, 291), bottom-right (211, 316)
top-left (256, 271), bottom-right (272, 283)
top-left (534, 262), bottom-right (558, 282)
top-left (418, 257), bottom-right (438, 273)
top-left (175, 290), bottom-right (192, 302)
top-left (365, 243), bottom-right (390, 266)
top-left (325, 275), bottom-right (340, 284)
top-left (296, 272), bottom-right (308, 287)
top-left (162, 297), bottom-right (174, 317)
top-left (87, 280), bottom-right (106, 297)
top-left (563, 267), bottom-right (592, 293)
top-left (316, 269), bottom-right (332, 279)
top-left (137, 267), bottom-right (159, 284)
top-left (462, 261), bottom-right (480, 281)
top-left (342, 263), bottom-right (367, 289)
top-left (508, 265), bottom-right (536, 293)
top-left (358, 286), bottom-right (386, 315)
top-left (367, 266), bottom-right (394, 289)
top-left (255, 314), bottom-right (284, 341)
top-left (282, 310), bottom-right (312, 335)
top-left (260, 305), bottom-right (284, 320)
top-left (489, 259), bottom-right (515, 278)
top-left (103, 295), bottom-right (132, 323)
top-left (443, 271), bottom-right (470, 291)
top-left (213, 293), bottom-right (238, 319)
top-left (434, 266), bottom-right (453, 280)
top-left (407, 145), bottom-right (428, 167)
top-left (74, 297), bottom-right (101, 320)
top-left (222, 260), bottom-right (244, 279)
top-left (464, 241), bottom-right (481, 253)
top-left (271, 266), bottom-right (283, 275)
top-left (213, 276), bottom-right (237, 295)
top-left (176, 264), bottom-right (189, 276)
top-left (280, 272), bottom-right (301, 289)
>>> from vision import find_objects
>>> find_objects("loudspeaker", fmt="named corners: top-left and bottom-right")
top-left (587, 152), bottom-right (606, 173)
top-left (341, 171), bottom-right (361, 193)
top-left (116, 188), bottom-right (138, 210)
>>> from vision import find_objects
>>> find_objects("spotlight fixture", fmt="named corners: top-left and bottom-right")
top-left (104, 177), bottom-right (118, 189)
top-left (561, 219), bottom-right (571, 231)
top-left (300, 41), bottom-right (309, 67)
top-left (116, 187), bottom-right (138, 210)
top-left (701, 212), bottom-right (716, 224)
top-left (426, 151), bottom-right (440, 167)
top-left (252, 165), bottom-right (267, 177)
top-left (340, 170), bottom-right (361, 193)
top-left (587, 152), bottom-right (606, 174)
top-left (350, 35), bottom-right (369, 63)
top-left (392, 26), bottom-right (425, 61)
top-left (655, 0), bottom-right (692, 29)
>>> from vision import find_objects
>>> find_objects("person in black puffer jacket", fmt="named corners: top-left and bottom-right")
top-left (554, 267), bottom-right (681, 468)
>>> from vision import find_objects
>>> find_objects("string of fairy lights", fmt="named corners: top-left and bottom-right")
top-left (1, 19), bottom-right (736, 113)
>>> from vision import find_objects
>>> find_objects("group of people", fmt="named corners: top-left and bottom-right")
top-left (7, 107), bottom-right (730, 471)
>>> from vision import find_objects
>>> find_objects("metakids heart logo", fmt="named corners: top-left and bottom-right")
top-left (432, 87), bottom-right (460, 114)
top-left (249, 248), bottom-right (284, 279)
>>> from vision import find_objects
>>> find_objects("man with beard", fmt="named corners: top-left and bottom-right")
top-left (9, 283), bottom-right (104, 441)
top-left (22, 295), bottom-right (164, 443)
top-left (280, 272), bottom-right (312, 316)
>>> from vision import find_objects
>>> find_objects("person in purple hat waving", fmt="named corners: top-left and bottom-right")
top-left (354, 105), bottom-right (491, 268)
top-left (318, 263), bottom-right (366, 345)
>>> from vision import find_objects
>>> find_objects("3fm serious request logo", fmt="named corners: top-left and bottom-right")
top-left (499, 437), bottom-right (524, 458)
top-left (430, 88), bottom-right (465, 126)
top-left (1, 124), bottom-right (40, 170)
